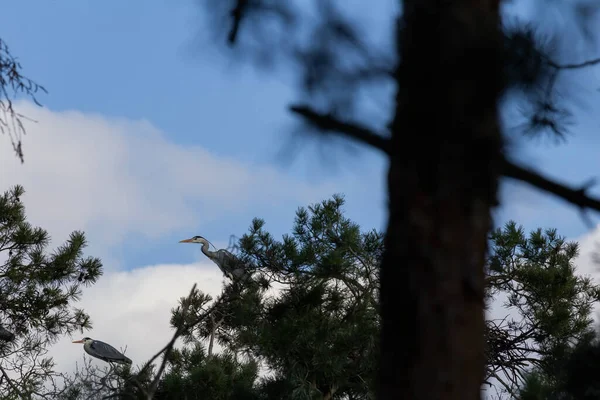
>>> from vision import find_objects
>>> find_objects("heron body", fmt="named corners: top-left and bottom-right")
top-left (72, 337), bottom-right (132, 365)
top-left (179, 236), bottom-right (249, 281)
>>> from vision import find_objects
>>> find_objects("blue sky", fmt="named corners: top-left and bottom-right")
top-left (1, 0), bottom-right (393, 268)
top-left (1, 0), bottom-right (600, 388)
top-left (2, 0), bottom-right (598, 253)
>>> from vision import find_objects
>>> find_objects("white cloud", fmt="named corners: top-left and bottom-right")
top-left (571, 225), bottom-right (600, 320)
top-left (0, 103), bottom-right (322, 383)
top-left (0, 102), bottom-right (337, 268)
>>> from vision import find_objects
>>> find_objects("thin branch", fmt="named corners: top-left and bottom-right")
top-left (501, 158), bottom-right (600, 213)
top-left (288, 104), bottom-right (390, 155)
top-left (228, 0), bottom-right (249, 46)
top-left (548, 57), bottom-right (600, 70)
top-left (144, 283), bottom-right (197, 399)
top-left (142, 284), bottom-right (234, 399)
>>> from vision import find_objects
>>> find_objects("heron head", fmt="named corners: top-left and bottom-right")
top-left (179, 235), bottom-right (206, 244)
top-left (72, 337), bottom-right (93, 345)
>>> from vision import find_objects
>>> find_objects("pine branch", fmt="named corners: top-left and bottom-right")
top-left (289, 104), bottom-right (600, 216)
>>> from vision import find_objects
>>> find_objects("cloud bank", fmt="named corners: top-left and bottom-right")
top-left (0, 102), bottom-right (332, 377)
top-left (0, 102), bottom-right (337, 268)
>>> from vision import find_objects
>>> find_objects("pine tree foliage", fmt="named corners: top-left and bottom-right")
top-left (54, 196), bottom-right (600, 399)
top-left (0, 185), bottom-right (102, 398)
top-left (484, 221), bottom-right (600, 397)
top-left (171, 194), bottom-right (381, 399)
top-left (156, 344), bottom-right (259, 400)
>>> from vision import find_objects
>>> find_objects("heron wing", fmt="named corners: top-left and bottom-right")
top-left (215, 250), bottom-right (237, 271)
top-left (90, 340), bottom-right (131, 363)
top-left (211, 250), bottom-right (251, 281)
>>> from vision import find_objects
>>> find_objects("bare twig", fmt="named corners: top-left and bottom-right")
top-left (0, 39), bottom-right (47, 163)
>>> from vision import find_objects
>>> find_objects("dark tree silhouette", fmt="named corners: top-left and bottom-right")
top-left (195, 1), bottom-right (600, 398)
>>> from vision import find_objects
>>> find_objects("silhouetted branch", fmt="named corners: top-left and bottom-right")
top-left (290, 104), bottom-right (600, 218)
top-left (288, 104), bottom-right (390, 155)
top-left (228, 0), bottom-right (249, 46)
top-left (548, 57), bottom-right (600, 70)
top-left (501, 159), bottom-right (600, 214)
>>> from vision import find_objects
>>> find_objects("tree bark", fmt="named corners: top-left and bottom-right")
top-left (378, 0), bottom-right (504, 398)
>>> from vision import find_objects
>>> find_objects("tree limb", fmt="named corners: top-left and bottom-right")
top-left (289, 104), bottom-right (600, 217)
top-left (288, 104), bottom-right (390, 155)
top-left (501, 158), bottom-right (600, 213)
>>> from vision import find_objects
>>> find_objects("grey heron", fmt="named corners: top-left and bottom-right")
top-left (179, 235), bottom-right (249, 281)
top-left (72, 337), bottom-right (132, 365)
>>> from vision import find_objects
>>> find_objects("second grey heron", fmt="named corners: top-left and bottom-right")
top-left (72, 337), bottom-right (132, 365)
top-left (179, 235), bottom-right (249, 281)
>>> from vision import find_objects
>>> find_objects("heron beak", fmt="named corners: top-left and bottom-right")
top-left (72, 340), bottom-right (84, 344)
top-left (179, 239), bottom-right (193, 243)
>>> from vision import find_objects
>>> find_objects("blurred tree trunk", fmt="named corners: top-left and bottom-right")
top-left (379, 0), bottom-right (504, 398)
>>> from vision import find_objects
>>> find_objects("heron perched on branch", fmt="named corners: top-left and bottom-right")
top-left (72, 337), bottom-right (132, 365)
top-left (179, 235), bottom-right (249, 281)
